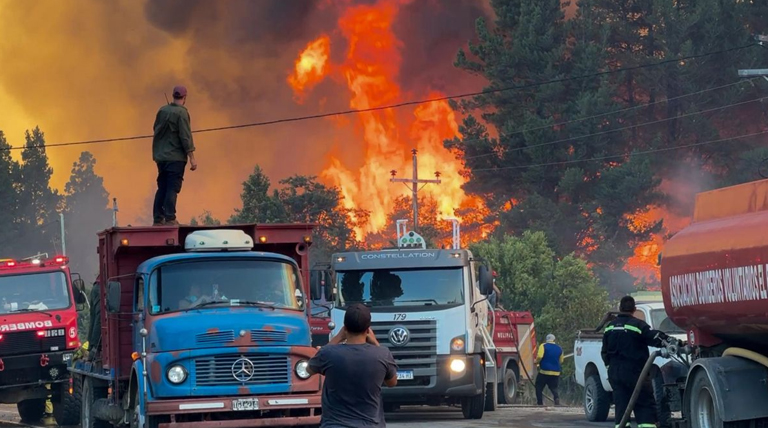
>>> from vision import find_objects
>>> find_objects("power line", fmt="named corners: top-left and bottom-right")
top-left (470, 130), bottom-right (768, 172)
top-left (472, 95), bottom-right (766, 157)
top-left (1, 43), bottom-right (758, 152)
top-left (462, 77), bottom-right (761, 160)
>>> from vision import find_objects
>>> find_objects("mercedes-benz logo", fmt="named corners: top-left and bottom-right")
top-left (388, 327), bottom-right (410, 347)
top-left (231, 357), bottom-right (255, 382)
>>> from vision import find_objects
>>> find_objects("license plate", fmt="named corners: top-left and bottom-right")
top-left (62, 353), bottom-right (72, 361)
top-left (396, 371), bottom-right (414, 380)
top-left (232, 398), bottom-right (259, 411)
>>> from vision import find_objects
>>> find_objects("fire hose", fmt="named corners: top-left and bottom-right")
top-left (618, 338), bottom-right (686, 427)
top-left (500, 311), bottom-right (557, 404)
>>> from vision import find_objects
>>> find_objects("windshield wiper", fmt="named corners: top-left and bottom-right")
top-left (11, 308), bottom-right (53, 317)
top-left (398, 299), bottom-right (439, 306)
top-left (183, 299), bottom-right (229, 311)
top-left (229, 300), bottom-right (277, 310)
top-left (185, 300), bottom-right (277, 311)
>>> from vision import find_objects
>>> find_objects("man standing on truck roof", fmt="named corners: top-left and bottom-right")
top-left (535, 333), bottom-right (563, 406)
top-left (602, 296), bottom-right (670, 428)
top-left (152, 85), bottom-right (197, 226)
top-left (308, 303), bottom-right (398, 427)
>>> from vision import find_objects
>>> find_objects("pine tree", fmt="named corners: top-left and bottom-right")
top-left (229, 166), bottom-right (288, 224)
top-left (0, 131), bottom-right (21, 255)
top-left (16, 127), bottom-right (61, 257)
top-left (63, 151), bottom-right (111, 281)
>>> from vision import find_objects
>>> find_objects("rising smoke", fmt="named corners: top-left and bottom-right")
top-left (0, 0), bottom-right (489, 227)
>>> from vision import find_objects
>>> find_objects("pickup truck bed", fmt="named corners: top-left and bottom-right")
top-left (573, 303), bottom-right (687, 422)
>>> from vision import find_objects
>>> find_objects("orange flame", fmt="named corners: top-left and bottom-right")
top-left (287, 35), bottom-right (331, 102)
top-left (291, 0), bottom-right (478, 240)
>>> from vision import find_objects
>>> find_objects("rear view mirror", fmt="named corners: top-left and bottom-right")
top-left (72, 278), bottom-right (85, 292)
top-left (478, 265), bottom-right (493, 296)
top-left (74, 288), bottom-right (87, 305)
top-left (106, 281), bottom-right (121, 313)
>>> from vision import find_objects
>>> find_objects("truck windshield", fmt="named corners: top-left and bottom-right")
top-left (650, 308), bottom-right (685, 334)
top-left (149, 260), bottom-right (302, 314)
top-left (336, 268), bottom-right (464, 308)
top-left (0, 271), bottom-right (71, 314)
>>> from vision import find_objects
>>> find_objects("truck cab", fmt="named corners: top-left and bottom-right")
top-left (70, 225), bottom-right (322, 428)
top-left (0, 255), bottom-right (86, 426)
top-left (327, 228), bottom-right (497, 420)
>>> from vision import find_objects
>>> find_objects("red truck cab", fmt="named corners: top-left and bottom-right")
top-left (0, 256), bottom-right (86, 425)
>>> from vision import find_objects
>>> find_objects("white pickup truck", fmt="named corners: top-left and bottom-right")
top-left (573, 302), bottom-right (687, 423)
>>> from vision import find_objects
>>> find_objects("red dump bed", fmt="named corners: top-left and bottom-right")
top-left (661, 179), bottom-right (768, 350)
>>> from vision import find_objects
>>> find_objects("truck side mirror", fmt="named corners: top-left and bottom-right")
top-left (479, 265), bottom-right (493, 296)
top-left (72, 278), bottom-right (86, 293)
top-left (106, 281), bottom-right (121, 313)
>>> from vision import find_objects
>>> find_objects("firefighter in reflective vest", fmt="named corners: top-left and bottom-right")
top-left (601, 296), bottom-right (669, 428)
top-left (535, 333), bottom-right (563, 406)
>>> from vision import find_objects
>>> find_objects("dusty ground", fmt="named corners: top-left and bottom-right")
top-left (0, 404), bottom-right (618, 428)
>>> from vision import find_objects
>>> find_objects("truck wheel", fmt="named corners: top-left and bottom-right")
top-left (82, 377), bottom-right (110, 428)
top-left (17, 398), bottom-right (46, 422)
top-left (54, 379), bottom-right (82, 426)
top-left (461, 390), bottom-right (485, 419)
top-left (689, 370), bottom-right (723, 428)
top-left (498, 367), bottom-right (518, 404)
top-left (484, 381), bottom-right (497, 411)
top-left (131, 386), bottom-right (162, 428)
top-left (584, 374), bottom-right (610, 422)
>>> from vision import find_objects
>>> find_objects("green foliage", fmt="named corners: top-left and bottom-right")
top-left (229, 165), bottom-right (368, 265)
top-left (190, 210), bottom-right (221, 226)
top-left (14, 127), bottom-right (61, 257)
top-left (63, 152), bottom-right (111, 281)
top-left (450, 0), bottom-right (767, 287)
top-left (471, 231), bottom-right (610, 375)
top-left (0, 131), bottom-right (21, 254)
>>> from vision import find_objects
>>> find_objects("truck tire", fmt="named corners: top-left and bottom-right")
top-left (498, 367), bottom-right (518, 404)
top-left (17, 398), bottom-right (46, 422)
top-left (584, 374), bottom-right (611, 422)
top-left (484, 381), bottom-right (497, 411)
top-left (54, 379), bottom-right (82, 426)
top-left (131, 386), bottom-right (163, 428)
top-left (82, 377), bottom-right (110, 428)
top-left (461, 389), bottom-right (485, 419)
top-left (688, 370), bottom-right (723, 428)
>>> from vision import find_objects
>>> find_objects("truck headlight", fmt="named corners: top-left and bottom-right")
top-left (167, 365), bottom-right (187, 384)
top-left (295, 360), bottom-right (311, 379)
top-left (450, 335), bottom-right (465, 352)
top-left (450, 358), bottom-right (466, 373)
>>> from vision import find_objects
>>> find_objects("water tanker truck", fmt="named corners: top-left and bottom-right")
top-left (658, 178), bottom-right (768, 427)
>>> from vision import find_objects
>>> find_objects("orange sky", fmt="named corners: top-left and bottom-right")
top-left (0, 0), bottom-right (489, 226)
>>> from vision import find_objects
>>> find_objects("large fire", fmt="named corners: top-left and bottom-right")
top-left (288, 0), bottom-right (481, 243)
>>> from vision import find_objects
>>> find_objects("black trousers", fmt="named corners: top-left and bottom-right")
top-left (535, 373), bottom-right (560, 405)
top-left (609, 364), bottom-right (656, 428)
top-left (153, 161), bottom-right (186, 223)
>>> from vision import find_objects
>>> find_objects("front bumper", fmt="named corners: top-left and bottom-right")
top-left (147, 393), bottom-right (321, 428)
top-left (383, 354), bottom-right (484, 404)
top-left (0, 350), bottom-right (73, 389)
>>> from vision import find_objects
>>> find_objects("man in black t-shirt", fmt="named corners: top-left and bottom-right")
top-left (308, 303), bottom-right (398, 427)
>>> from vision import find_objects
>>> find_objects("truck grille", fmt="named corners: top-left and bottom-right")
top-left (372, 320), bottom-right (437, 382)
top-left (0, 331), bottom-right (66, 357)
top-left (194, 355), bottom-right (289, 386)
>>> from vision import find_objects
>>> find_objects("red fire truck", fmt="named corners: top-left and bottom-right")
top-left (0, 255), bottom-right (86, 425)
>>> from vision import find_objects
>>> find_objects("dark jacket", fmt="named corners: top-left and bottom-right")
top-left (601, 313), bottom-right (667, 367)
top-left (152, 103), bottom-right (194, 162)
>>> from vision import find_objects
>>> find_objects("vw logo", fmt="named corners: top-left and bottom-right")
top-left (231, 357), bottom-right (255, 382)
top-left (388, 327), bottom-right (410, 347)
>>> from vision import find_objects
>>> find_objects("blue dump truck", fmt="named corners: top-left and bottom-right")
top-left (69, 224), bottom-right (322, 428)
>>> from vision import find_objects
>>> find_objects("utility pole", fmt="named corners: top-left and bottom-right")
top-left (59, 212), bottom-right (66, 256)
top-left (390, 149), bottom-right (441, 231)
